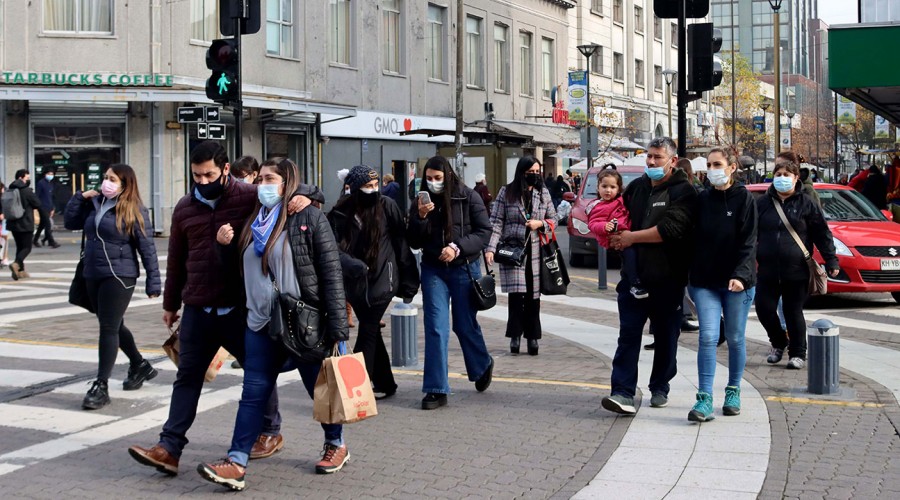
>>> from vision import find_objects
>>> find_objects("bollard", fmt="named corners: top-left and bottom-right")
top-left (597, 246), bottom-right (608, 290)
top-left (390, 302), bottom-right (418, 367)
top-left (807, 318), bottom-right (839, 395)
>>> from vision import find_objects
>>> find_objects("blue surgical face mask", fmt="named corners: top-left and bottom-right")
top-left (644, 166), bottom-right (666, 181)
top-left (257, 183), bottom-right (283, 209)
top-left (707, 169), bottom-right (730, 187)
top-left (773, 176), bottom-right (795, 193)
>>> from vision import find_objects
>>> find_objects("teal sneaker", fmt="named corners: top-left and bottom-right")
top-left (688, 391), bottom-right (715, 422)
top-left (723, 386), bottom-right (741, 416)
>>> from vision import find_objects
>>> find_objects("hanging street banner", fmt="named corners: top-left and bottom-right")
top-left (568, 71), bottom-right (588, 124)
top-left (780, 123), bottom-right (791, 149)
top-left (836, 96), bottom-right (857, 125)
top-left (875, 115), bottom-right (891, 139)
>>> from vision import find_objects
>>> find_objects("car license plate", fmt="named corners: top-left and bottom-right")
top-left (881, 259), bottom-right (900, 271)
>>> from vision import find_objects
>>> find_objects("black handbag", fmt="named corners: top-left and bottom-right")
top-left (495, 233), bottom-right (528, 267)
top-left (268, 273), bottom-right (326, 359)
top-left (538, 230), bottom-right (569, 295)
top-left (68, 233), bottom-right (95, 313)
top-left (466, 252), bottom-right (497, 311)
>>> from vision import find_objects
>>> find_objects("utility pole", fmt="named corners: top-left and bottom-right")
top-left (454, 0), bottom-right (464, 172)
top-left (730, 0), bottom-right (736, 149)
top-left (834, 93), bottom-right (839, 181)
top-left (677, 0), bottom-right (687, 157)
top-left (233, 11), bottom-right (243, 158)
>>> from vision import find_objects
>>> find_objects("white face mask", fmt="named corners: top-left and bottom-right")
top-left (360, 187), bottom-right (379, 195)
top-left (427, 180), bottom-right (444, 194)
top-left (707, 169), bottom-right (730, 187)
top-left (45, 174), bottom-right (55, 181)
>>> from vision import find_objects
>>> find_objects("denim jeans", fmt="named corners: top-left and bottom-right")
top-left (421, 260), bottom-right (492, 395)
top-left (688, 286), bottom-right (756, 394)
top-left (227, 327), bottom-right (342, 467)
top-left (610, 282), bottom-right (684, 399)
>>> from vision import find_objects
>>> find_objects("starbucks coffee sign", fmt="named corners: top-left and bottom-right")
top-left (1, 71), bottom-right (174, 87)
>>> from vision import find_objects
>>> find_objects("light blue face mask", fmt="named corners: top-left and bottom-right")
top-left (645, 166), bottom-right (667, 181)
top-left (773, 176), bottom-right (795, 193)
top-left (257, 183), bottom-right (283, 208)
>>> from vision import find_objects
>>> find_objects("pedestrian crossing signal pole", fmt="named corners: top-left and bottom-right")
top-left (232, 12), bottom-right (243, 157)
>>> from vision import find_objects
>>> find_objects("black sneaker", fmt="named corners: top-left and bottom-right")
top-left (475, 357), bottom-right (494, 392)
top-left (123, 360), bottom-right (158, 391)
top-left (83, 380), bottom-right (110, 410)
top-left (643, 342), bottom-right (655, 350)
top-left (421, 393), bottom-right (448, 410)
top-left (630, 286), bottom-right (649, 299)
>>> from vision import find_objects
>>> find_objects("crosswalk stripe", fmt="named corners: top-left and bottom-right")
top-left (0, 403), bottom-right (118, 434)
top-left (0, 370), bottom-right (69, 388)
top-left (0, 288), bottom-right (65, 301)
top-left (0, 296), bottom-right (161, 326)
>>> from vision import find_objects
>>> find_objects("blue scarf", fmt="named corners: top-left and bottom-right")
top-left (251, 204), bottom-right (281, 256)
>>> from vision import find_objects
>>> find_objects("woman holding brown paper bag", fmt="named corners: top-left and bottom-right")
top-left (197, 158), bottom-right (350, 492)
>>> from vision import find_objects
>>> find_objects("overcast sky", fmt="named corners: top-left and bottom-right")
top-left (818, 0), bottom-right (858, 25)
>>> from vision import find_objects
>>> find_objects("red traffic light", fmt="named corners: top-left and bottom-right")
top-left (206, 39), bottom-right (238, 71)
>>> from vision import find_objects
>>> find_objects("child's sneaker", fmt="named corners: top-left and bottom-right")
top-left (630, 286), bottom-right (649, 299)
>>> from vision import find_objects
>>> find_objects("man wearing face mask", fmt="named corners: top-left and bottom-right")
top-left (129, 141), bottom-right (324, 475)
top-left (602, 137), bottom-right (698, 415)
top-left (34, 167), bottom-right (60, 248)
top-left (328, 166), bottom-right (419, 399)
top-left (6, 169), bottom-right (43, 280)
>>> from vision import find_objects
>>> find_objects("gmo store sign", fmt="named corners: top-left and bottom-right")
top-left (0, 71), bottom-right (174, 87)
top-left (321, 110), bottom-right (454, 143)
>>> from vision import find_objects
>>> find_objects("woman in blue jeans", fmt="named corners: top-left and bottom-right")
top-left (687, 148), bottom-right (758, 422)
top-left (407, 156), bottom-right (494, 410)
top-left (197, 158), bottom-right (349, 491)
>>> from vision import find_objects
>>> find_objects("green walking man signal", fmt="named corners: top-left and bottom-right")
top-left (216, 73), bottom-right (231, 95)
top-left (205, 39), bottom-right (239, 103)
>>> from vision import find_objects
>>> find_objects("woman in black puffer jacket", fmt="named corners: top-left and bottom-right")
top-left (64, 164), bottom-right (162, 410)
top-left (756, 151), bottom-right (839, 370)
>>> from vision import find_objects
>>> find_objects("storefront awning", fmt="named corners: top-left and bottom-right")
top-left (829, 23), bottom-right (900, 124)
top-left (490, 120), bottom-right (580, 147)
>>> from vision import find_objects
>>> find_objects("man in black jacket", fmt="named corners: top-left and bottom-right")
top-left (602, 137), bottom-right (698, 415)
top-left (7, 169), bottom-right (43, 280)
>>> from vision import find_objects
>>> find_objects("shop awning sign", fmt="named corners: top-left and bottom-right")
top-left (0, 71), bottom-right (174, 87)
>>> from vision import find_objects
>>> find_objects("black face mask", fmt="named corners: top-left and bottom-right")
top-left (195, 174), bottom-right (226, 200)
top-left (524, 173), bottom-right (541, 187)
top-left (358, 190), bottom-right (380, 208)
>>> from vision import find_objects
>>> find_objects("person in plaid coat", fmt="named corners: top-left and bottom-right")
top-left (485, 156), bottom-right (557, 356)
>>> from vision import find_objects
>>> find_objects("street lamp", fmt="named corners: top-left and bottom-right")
top-left (663, 69), bottom-right (677, 136)
top-left (786, 111), bottom-right (795, 151)
top-left (761, 102), bottom-right (771, 176)
top-left (767, 0), bottom-right (783, 157)
top-left (577, 43), bottom-right (601, 170)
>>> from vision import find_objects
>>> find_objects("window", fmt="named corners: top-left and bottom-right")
top-left (590, 45), bottom-right (604, 75)
top-left (494, 24), bottom-right (510, 92)
top-left (267, 0), bottom-right (293, 57)
top-left (541, 37), bottom-right (554, 99)
top-left (613, 0), bottom-right (623, 24)
top-left (591, 0), bottom-right (603, 13)
top-left (519, 31), bottom-right (533, 96)
top-left (613, 52), bottom-right (624, 81)
top-left (382, 0), bottom-right (401, 73)
top-left (190, 0), bottom-right (218, 41)
top-left (43, 0), bottom-right (112, 34)
top-left (634, 6), bottom-right (643, 33)
top-left (635, 59), bottom-right (644, 87)
top-left (329, 0), bottom-right (352, 64)
top-left (671, 22), bottom-right (678, 47)
top-left (654, 65), bottom-right (662, 90)
top-left (466, 16), bottom-right (484, 88)
top-left (427, 4), bottom-right (445, 80)
top-left (653, 16), bottom-right (662, 40)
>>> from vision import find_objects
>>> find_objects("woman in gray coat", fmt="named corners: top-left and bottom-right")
top-left (485, 156), bottom-right (556, 355)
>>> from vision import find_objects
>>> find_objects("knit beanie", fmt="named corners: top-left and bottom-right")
top-left (345, 165), bottom-right (379, 193)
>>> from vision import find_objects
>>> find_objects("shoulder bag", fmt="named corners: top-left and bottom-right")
top-left (466, 252), bottom-right (497, 310)
top-left (268, 271), bottom-right (327, 359)
top-left (773, 201), bottom-right (828, 296)
top-left (68, 232), bottom-right (95, 313)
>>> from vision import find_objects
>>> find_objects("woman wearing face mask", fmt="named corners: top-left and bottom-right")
top-left (686, 148), bottom-right (758, 422)
top-left (197, 158), bottom-right (351, 490)
top-left (231, 156), bottom-right (260, 184)
top-left (756, 151), bottom-right (839, 370)
top-left (64, 164), bottom-right (162, 410)
top-left (328, 166), bottom-right (419, 400)
top-left (407, 155), bottom-right (493, 410)
top-left (485, 156), bottom-right (557, 356)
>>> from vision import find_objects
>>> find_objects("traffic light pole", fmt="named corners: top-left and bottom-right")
top-left (233, 12), bottom-right (243, 158)
top-left (677, 0), bottom-right (687, 158)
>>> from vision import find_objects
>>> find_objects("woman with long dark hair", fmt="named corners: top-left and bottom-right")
top-left (64, 164), bottom-right (162, 410)
top-left (197, 158), bottom-right (350, 490)
top-left (485, 156), bottom-right (556, 355)
top-left (407, 155), bottom-right (493, 410)
top-left (328, 165), bottom-right (418, 400)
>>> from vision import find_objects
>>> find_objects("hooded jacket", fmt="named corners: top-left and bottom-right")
top-left (622, 168), bottom-right (698, 289)
top-left (587, 196), bottom-right (631, 249)
top-left (690, 183), bottom-right (757, 290)
top-left (6, 178), bottom-right (41, 233)
top-left (407, 183), bottom-right (491, 267)
top-left (756, 183), bottom-right (839, 282)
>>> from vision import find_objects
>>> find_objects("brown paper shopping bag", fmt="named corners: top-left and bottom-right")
top-left (205, 347), bottom-right (229, 382)
top-left (313, 350), bottom-right (377, 424)
top-left (160, 323), bottom-right (229, 383)
top-left (162, 326), bottom-right (180, 366)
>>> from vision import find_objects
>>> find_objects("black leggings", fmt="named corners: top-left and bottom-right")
top-left (350, 300), bottom-right (396, 393)
top-left (756, 277), bottom-right (810, 359)
top-left (86, 276), bottom-right (142, 381)
top-left (11, 231), bottom-right (33, 268)
top-left (506, 248), bottom-right (542, 340)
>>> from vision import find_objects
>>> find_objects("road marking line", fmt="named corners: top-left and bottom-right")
top-left (766, 396), bottom-right (884, 408)
top-left (567, 274), bottom-right (619, 288)
top-left (393, 369), bottom-right (611, 390)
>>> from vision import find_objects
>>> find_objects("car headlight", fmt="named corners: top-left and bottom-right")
top-left (833, 237), bottom-right (852, 257)
top-left (572, 217), bottom-right (591, 235)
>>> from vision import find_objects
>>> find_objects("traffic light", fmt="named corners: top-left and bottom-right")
top-left (687, 22), bottom-right (723, 93)
top-left (205, 39), bottom-right (239, 104)
top-left (654, 0), bottom-right (709, 19)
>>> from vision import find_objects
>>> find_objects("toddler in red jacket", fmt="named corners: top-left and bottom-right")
top-left (587, 169), bottom-right (647, 299)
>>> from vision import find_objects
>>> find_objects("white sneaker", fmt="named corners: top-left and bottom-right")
top-left (786, 357), bottom-right (805, 370)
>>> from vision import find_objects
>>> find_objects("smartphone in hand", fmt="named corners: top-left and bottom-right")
top-left (418, 191), bottom-right (432, 205)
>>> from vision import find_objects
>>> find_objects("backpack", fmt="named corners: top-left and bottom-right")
top-left (1, 188), bottom-right (24, 221)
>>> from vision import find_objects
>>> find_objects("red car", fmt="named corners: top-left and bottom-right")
top-left (747, 183), bottom-right (900, 303)
top-left (563, 164), bottom-right (645, 267)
